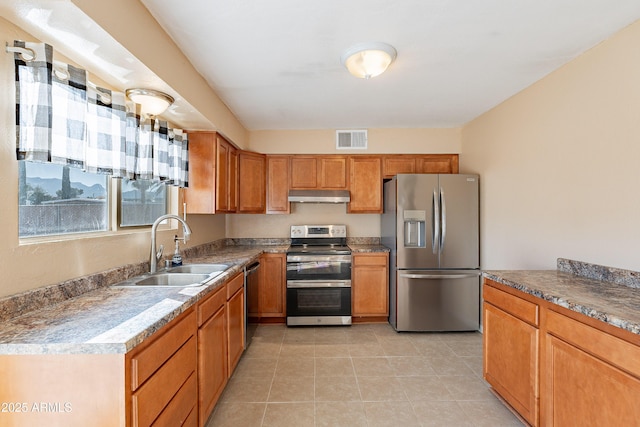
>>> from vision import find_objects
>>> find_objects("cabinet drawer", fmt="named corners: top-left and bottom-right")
top-left (151, 371), bottom-right (197, 427)
top-left (132, 336), bottom-right (197, 426)
top-left (131, 310), bottom-right (196, 390)
top-left (226, 272), bottom-right (244, 300)
top-left (353, 253), bottom-right (388, 266)
top-left (484, 283), bottom-right (538, 326)
top-left (198, 285), bottom-right (226, 327)
top-left (546, 309), bottom-right (640, 378)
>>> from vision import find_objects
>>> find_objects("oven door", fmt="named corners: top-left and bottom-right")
top-left (286, 254), bottom-right (351, 281)
top-left (286, 280), bottom-right (352, 326)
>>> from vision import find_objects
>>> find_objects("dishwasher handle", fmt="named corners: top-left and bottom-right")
top-left (245, 262), bottom-right (260, 276)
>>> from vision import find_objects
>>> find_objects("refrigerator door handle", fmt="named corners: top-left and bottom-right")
top-left (399, 273), bottom-right (479, 280)
top-left (432, 189), bottom-right (440, 254)
top-left (440, 187), bottom-right (447, 253)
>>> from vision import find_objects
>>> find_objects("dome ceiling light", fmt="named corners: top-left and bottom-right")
top-left (125, 88), bottom-right (174, 116)
top-left (341, 42), bottom-right (397, 79)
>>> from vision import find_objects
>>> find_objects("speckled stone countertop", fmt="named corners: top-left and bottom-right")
top-left (483, 258), bottom-right (640, 335)
top-left (0, 242), bottom-right (287, 355)
top-left (348, 244), bottom-right (390, 253)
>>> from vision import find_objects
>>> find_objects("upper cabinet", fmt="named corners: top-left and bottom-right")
top-left (238, 151), bottom-right (266, 214)
top-left (290, 156), bottom-right (348, 190)
top-left (266, 155), bottom-right (290, 214)
top-left (216, 136), bottom-right (238, 213)
top-left (382, 154), bottom-right (459, 179)
top-left (348, 156), bottom-right (382, 214)
top-left (187, 142), bottom-right (459, 215)
top-left (185, 132), bottom-right (237, 214)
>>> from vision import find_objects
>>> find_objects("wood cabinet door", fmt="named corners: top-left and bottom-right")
top-left (290, 157), bottom-right (317, 189)
top-left (266, 156), bottom-right (290, 214)
top-left (382, 156), bottom-right (416, 178)
top-left (228, 146), bottom-right (238, 212)
top-left (259, 253), bottom-right (286, 317)
top-left (198, 305), bottom-right (227, 427)
top-left (416, 154), bottom-right (459, 174)
top-left (348, 156), bottom-right (382, 213)
top-left (215, 136), bottom-right (230, 212)
top-left (542, 309), bottom-right (640, 426)
top-left (184, 132), bottom-right (215, 213)
top-left (238, 151), bottom-right (266, 213)
top-left (483, 301), bottom-right (539, 426)
top-left (319, 156), bottom-right (348, 189)
top-left (352, 253), bottom-right (389, 317)
top-left (227, 286), bottom-right (245, 375)
top-left (544, 334), bottom-right (640, 426)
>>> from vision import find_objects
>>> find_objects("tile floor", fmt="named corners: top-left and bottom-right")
top-left (206, 323), bottom-right (524, 427)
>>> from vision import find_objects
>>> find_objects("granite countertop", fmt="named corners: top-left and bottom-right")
top-left (483, 259), bottom-right (640, 335)
top-left (348, 244), bottom-right (390, 253)
top-left (0, 243), bottom-right (288, 356)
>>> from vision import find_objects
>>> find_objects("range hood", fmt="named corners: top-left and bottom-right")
top-left (288, 189), bottom-right (351, 203)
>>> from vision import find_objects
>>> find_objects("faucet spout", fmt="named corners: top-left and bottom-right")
top-left (150, 214), bottom-right (192, 273)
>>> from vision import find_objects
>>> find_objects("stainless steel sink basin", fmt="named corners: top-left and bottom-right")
top-left (166, 264), bottom-right (229, 274)
top-left (133, 273), bottom-right (212, 287)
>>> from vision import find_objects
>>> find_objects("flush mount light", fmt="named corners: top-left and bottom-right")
top-left (341, 42), bottom-right (397, 79)
top-left (125, 88), bottom-right (174, 116)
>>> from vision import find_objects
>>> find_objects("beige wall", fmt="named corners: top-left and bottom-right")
top-left (249, 128), bottom-right (461, 154)
top-left (461, 20), bottom-right (640, 270)
top-left (226, 204), bottom-right (380, 238)
top-left (0, 18), bottom-right (225, 298)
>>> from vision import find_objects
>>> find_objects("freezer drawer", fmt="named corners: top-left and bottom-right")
top-left (394, 270), bottom-right (480, 332)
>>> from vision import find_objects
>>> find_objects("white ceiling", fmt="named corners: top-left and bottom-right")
top-left (141, 0), bottom-right (640, 131)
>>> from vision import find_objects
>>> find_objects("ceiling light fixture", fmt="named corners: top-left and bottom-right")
top-left (341, 42), bottom-right (397, 79)
top-left (125, 88), bottom-right (174, 116)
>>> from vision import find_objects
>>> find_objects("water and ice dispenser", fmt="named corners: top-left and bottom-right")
top-left (403, 210), bottom-right (426, 248)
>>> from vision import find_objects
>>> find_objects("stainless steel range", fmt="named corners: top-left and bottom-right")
top-left (286, 225), bottom-right (352, 326)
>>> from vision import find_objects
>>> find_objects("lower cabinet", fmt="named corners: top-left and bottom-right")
top-left (351, 253), bottom-right (389, 319)
top-left (258, 253), bottom-right (286, 320)
top-left (483, 285), bottom-right (539, 426)
top-left (543, 310), bottom-right (640, 426)
top-left (197, 284), bottom-right (227, 427)
top-left (226, 272), bottom-right (245, 374)
top-left (484, 279), bottom-right (640, 426)
top-left (129, 308), bottom-right (198, 427)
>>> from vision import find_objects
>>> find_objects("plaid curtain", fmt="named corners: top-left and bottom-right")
top-left (51, 62), bottom-right (87, 168)
top-left (86, 87), bottom-right (127, 176)
top-left (14, 40), bottom-right (189, 188)
top-left (15, 41), bottom-right (52, 162)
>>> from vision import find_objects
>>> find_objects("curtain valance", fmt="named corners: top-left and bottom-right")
top-left (14, 40), bottom-right (188, 187)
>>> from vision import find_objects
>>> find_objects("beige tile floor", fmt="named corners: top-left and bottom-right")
top-left (206, 323), bottom-right (524, 427)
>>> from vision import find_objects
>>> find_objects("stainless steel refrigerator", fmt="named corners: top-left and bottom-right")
top-left (382, 174), bottom-right (480, 332)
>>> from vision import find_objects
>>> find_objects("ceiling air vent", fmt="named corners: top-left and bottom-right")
top-left (336, 130), bottom-right (367, 150)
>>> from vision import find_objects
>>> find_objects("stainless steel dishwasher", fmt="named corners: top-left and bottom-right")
top-left (244, 261), bottom-right (260, 348)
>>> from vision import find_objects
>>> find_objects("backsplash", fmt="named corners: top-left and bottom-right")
top-left (0, 237), bottom-right (383, 322)
top-left (558, 258), bottom-right (640, 289)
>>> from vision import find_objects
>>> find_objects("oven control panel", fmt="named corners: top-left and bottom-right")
top-left (290, 224), bottom-right (346, 238)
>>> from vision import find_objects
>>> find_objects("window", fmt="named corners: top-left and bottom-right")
top-left (18, 161), bottom-right (108, 237)
top-left (119, 178), bottom-right (167, 227)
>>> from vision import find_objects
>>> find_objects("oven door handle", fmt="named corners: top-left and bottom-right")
top-left (286, 255), bottom-right (352, 263)
top-left (287, 280), bottom-right (352, 288)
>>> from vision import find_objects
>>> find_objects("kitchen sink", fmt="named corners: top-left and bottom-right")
top-left (166, 263), bottom-right (229, 274)
top-left (132, 273), bottom-right (212, 287)
top-left (114, 264), bottom-right (231, 288)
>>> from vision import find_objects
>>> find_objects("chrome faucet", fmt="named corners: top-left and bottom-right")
top-left (150, 214), bottom-right (192, 273)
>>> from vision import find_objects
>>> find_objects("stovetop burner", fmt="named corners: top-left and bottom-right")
top-left (287, 225), bottom-right (350, 255)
